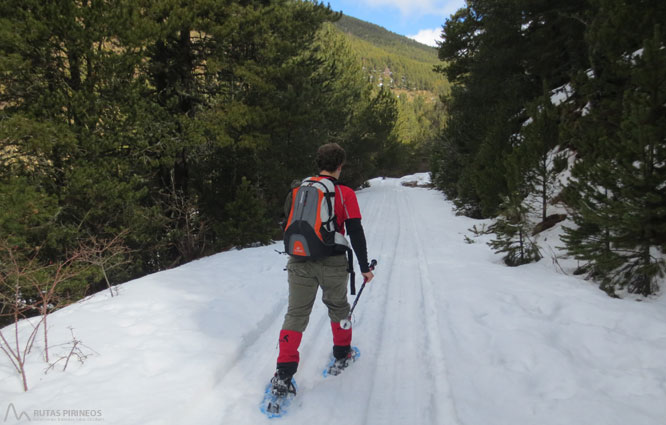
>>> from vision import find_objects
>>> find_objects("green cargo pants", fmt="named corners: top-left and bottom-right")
top-left (281, 254), bottom-right (350, 332)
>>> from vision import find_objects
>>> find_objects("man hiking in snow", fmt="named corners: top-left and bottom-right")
top-left (270, 142), bottom-right (373, 396)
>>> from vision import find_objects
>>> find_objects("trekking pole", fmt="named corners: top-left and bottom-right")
top-left (340, 259), bottom-right (377, 330)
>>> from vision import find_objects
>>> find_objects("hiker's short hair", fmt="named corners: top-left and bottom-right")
top-left (316, 143), bottom-right (346, 172)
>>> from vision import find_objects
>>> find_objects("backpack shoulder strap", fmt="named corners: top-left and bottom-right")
top-left (335, 183), bottom-right (355, 221)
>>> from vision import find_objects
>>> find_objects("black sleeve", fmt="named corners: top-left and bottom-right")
top-left (345, 218), bottom-right (370, 273)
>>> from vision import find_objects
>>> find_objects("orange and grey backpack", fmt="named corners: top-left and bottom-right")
top-left (283, 176), bottom-right (350, 258)
top-left (283, 176), bottom-right (358, 293)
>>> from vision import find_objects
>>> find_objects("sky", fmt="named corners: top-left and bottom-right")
top-left (323, 0), bottom-right (466, 47)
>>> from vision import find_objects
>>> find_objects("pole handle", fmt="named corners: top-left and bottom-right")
top-left (341, 259), bottom-right (377, 330)
top-left (351, 259), bottom-right (377, 310)
top-left (362, 259), bottom-right (377, 283)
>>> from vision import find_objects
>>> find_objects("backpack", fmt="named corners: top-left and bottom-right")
top-left (283, 176), bottom-right (350, 258)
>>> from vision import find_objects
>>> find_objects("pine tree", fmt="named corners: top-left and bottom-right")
top-left (0, 0), bottom-right (155, 273)
top-left (488, 193), bottom-right (542, 267)
top-left (222, 177), bottom-right (274, 248)
top-left (563, 28), bottom-right (666, 296)
top-left (519, 87), bottom-right (563, 222)
top-left (432, 0), bottom-right (588, 217)
top-left (0, 0), bottom-right (403, 301)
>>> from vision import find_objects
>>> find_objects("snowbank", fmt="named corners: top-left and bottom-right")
top-left (1, 176), bottom-right (665, 425)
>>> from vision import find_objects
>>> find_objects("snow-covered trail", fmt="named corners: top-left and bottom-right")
top-left (2, 175), bottom-right (666, 425)
top-left (183, 177), bottom-right (666, 425)
top-left (184, 177), bottom-right (463, 425)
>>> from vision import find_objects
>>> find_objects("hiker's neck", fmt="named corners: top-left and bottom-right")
top-left (319, 168), bottom-right (341, 180)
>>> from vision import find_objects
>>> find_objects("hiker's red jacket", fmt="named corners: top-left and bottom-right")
top-left (322, 176), bottom-right (370, 273)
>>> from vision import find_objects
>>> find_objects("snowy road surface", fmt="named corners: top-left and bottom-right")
top-left (2, 175), bottom-right (666, 425)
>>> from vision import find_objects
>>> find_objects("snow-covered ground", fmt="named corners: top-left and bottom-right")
top-left (2, 174), bottom-right (666, 425)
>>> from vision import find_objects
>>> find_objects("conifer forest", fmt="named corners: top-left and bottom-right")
top-left (1, 0), bottom-right (665, 327)
top-left (432, 0), bottom-right (666, 297)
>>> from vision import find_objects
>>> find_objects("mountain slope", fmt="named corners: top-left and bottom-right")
top-left (1, 175), bottom-right (665, 425)
top-left (333, 15), bottom-right (449, 95)
top-left (334, 15), bottom-right (437, 62)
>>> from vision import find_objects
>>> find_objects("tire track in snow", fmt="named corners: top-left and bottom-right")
top-left (363, 185), bottom-right (406, 365)
top-left (363, 182), bottom-right (436, 424)
top-left (302, 181), bottom-right (400, 425)
top-left (350, 182), bottom-right (403, 424)
top-left (360, 182), bottom-right (461, 425)
top-left (403, 188), bottom-right (461, 425)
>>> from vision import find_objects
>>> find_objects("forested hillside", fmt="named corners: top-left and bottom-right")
top-left (333, 15), bottom-right (449, 95)
top-left (0, 1), bottom-right (438, 323)
top-left (330, 15), bottom-right (448, 174)
top-left (431, 0), bottom-right (666, 297)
